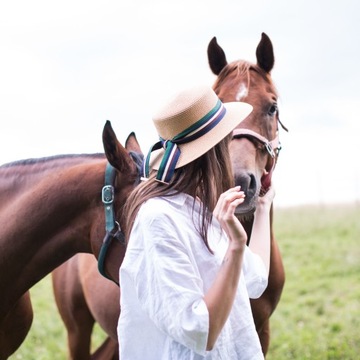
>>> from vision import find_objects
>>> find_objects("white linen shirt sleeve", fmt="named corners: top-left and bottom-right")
top-left (242, 246), bottom-right (268, 299)
top-left (125, 202), bottom-right (210, 356)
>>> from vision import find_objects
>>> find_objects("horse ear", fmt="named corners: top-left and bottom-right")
top-left (102, 120), bottom-right (134, 172)
top-left (256, 32), bottom-right (275, 73)
top-left (207, 36), bottom-right (228, 75)
top-left (125, 132), bottom-right (143, 154)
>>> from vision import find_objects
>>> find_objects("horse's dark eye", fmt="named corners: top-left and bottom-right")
top-left (268, 104), bottom-right (278, 116)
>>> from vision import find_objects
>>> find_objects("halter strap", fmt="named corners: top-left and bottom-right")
top-left (143, 99), bottom-right (226, 183)
top-left (232, 125), bottom-right (283, 194)
top-left (102, 162), bottom-right (117, 232)
top-left (98, 153), bottom-right (144, 285)
top-left (232, 128), bottom-right (280, 158)
top-left (98, 162), bottom-right (124, 285)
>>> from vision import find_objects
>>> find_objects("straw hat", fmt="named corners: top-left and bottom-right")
top-left (143, 85), bottom-right (253, 183)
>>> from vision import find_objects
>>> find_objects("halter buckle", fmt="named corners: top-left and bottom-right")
top-left (265, 143), bottom-right (275, 158)
top-left (102, 185), bottom-right (114, 204)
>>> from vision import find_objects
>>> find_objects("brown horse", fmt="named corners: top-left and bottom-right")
top-left (52, 32), bottom-right (286, 358)
top-left (208, 32), bottom-right (287, 354)
top-left (0, 121), bottom-right (142, 359)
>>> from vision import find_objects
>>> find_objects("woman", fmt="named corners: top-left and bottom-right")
top-left (118, 85), bottom-right (274, 359)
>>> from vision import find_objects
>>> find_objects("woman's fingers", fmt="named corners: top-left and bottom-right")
top-left (214, 187), bottom-right (244, 215)
top-left (214, 187), bottom-right (247, 243)
top-left (214, 186), bottom-right (245, 230)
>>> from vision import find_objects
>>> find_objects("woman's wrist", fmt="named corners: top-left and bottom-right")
top-left (256, 200), bottom-right (272, 213)
top-left (227, 239), bottom-right (246, 253)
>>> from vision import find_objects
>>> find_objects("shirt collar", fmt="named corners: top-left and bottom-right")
top-left (161, 192), bottom-right (195, 207)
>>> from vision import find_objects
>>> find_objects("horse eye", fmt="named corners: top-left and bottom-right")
top-left (268, 104), bottom-right (278, 116)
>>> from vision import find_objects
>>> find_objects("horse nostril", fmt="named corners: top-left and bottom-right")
top-left (235, 172), bottom-right (257, 197)
top-left (249, 173), bottom-right (256, 193)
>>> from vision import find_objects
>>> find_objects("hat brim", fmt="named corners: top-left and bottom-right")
top-left (149, 101), bottom-right (253, 171)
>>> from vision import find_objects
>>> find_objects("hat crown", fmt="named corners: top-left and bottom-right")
top-left (144, 85), bottom-right (253, 183)
top-left (153, 86), bottom-right (219, 140)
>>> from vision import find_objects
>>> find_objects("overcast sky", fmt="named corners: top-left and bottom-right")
top-left (0, 0), bottom-right (359, 207)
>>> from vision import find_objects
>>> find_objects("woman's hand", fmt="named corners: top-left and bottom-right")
top-left (206, 186), bottom-right (248, 350)
top-left (213, 186), bottom-right (247, 249)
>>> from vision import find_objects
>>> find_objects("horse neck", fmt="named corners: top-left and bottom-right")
top-left (0, 155), bottom-right (107, 314)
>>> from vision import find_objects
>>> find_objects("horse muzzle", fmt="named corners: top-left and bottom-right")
top-left (233, 171), bottom-right (259, 216)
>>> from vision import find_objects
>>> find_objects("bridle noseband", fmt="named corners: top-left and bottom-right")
top-left (231, 118), bottom-right (287, 193)
top-left (98, 152), bottom-right (143, 285)
top-left (232, 127), bottom-right (281, 158)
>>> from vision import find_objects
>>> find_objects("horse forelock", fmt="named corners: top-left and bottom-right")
top-left (213, 60), bottom-right (251, 93)
top-left (214, 61), bottom-right (273, 103)
top-left (213, 60), bottom-right (277, 101)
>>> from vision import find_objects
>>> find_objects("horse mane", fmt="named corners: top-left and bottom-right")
top-left (1, 153), bottom-right (105, 168)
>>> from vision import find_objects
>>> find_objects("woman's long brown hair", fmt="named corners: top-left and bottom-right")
top-left (123, 134), bottom-right (234, 252)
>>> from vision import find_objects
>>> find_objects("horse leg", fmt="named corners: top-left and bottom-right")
top-left (255, 318), bottom-right (270, 355)
top-left (91, 336), bottom-right (119, 360)
top-left (78, 254), bottom-right (119, 359)
top-left (79, 254), bottom-right (120, 340)
top-left (0, 292), bottom-right (33, 359)
top-left (52, 256), bottom-right (95, 360)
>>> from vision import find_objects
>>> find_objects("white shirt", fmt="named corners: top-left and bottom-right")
top-left (118, 193), bottom-right (268, 360)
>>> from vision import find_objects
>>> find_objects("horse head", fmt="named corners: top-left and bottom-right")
top-left (92, 120), bottom-right (143, 283)
top-left (208, 33), bottom-right (287, 217)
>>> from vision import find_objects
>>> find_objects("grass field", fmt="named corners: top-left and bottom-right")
top-left (267, 203), bottom-right (360, 360)
top-left (9, 203), bottom-right (360, 359)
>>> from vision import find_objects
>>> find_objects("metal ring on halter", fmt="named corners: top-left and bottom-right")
top-left (114, 221), bottom-right (126, 245)
top-left (264, 143), bottom-right (275, 158)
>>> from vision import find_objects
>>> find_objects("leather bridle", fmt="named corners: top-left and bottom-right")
top-left (231, 118), bottom-right (288, 193)
top-left (97, 152), bottom-right (143, 285)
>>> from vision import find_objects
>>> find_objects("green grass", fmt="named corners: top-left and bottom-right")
top-left (9, 276), bottom-right (107, 360)
top-left (267, 203), bottom-right (360, 360)
top-left (8, 275), bottom-right (68, 359)
top-left (9, 204), bottom-right (360, 359)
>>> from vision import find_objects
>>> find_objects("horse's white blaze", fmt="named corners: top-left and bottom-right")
top-left (235, 83), bottom-right (248, 101)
